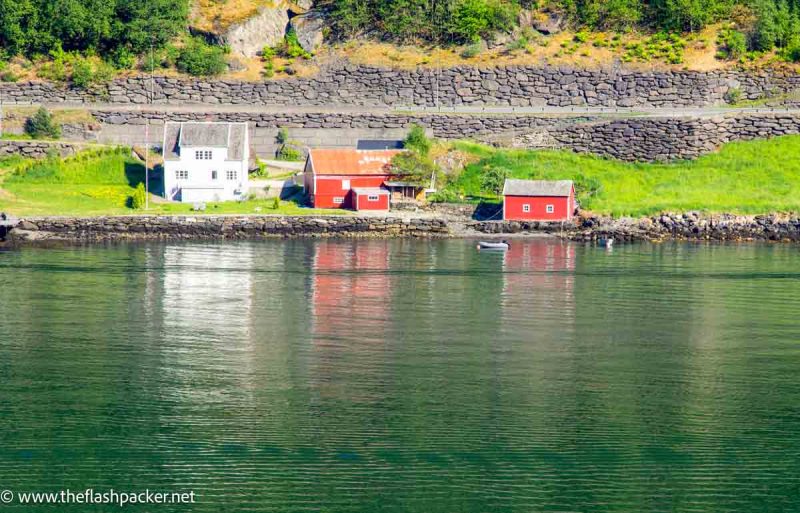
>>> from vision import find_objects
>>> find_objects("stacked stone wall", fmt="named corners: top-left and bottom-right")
top-left (8, 215), bottom-right (450, 242)
top-left (3, 63), bottom-right (800, 108)
top-left (92, 109), bottom-right (800, 162)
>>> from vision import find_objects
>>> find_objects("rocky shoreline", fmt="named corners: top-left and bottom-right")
top-left (3, 212), bottom-right (800, 246)
top-left (472, 212), bottom-right (800, 242)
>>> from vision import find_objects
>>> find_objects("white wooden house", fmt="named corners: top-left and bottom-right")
top-left (162, 122), bottom-right (249, 203)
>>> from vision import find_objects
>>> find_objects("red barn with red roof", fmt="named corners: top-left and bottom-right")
top-left (304, 149), bottom-right (401, 210)
top-left (503, 179), bottom-right (575, 221)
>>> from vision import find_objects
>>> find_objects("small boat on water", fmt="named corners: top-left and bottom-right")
top-left (477, 240), bottom-right (510, 251)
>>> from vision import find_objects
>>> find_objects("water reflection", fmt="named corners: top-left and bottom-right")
top-left (1, 240), bottom-right (799, 513)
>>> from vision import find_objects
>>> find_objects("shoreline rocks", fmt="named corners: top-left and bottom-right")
top-left (471, 212), bottom-right (800, 242)
top-left (4, 212), bottom-right (800, 246)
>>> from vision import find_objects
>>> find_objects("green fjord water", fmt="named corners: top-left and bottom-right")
top-left (0, 239), bottom-right (799, 512)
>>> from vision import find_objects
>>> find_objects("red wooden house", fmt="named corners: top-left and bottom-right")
top-left (502, 179), bottom-right (575, 221)
top-left (303, 149), bottom-right (400, 211)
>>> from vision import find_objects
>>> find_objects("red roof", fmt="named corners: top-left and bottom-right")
top-left (309, 149), bottom-right (401, 176)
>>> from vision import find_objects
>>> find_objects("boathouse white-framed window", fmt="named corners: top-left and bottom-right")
top-left (368, 195), bottom-right (379, 201)
top-left (522, 204), bottom-right (530, 213)
top-left (546, 205), bottom-right (555, 213)
top-left (176, 170), bottom-right (189, 180)
top-left (342, 179), bottom-right (350, 191)
top-left (333, 196), bottom-right (344, 203)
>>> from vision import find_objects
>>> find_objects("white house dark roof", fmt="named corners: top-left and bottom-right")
top-left (503, 179), bottom-right (573, 197)
top-left (163, 122), bottom-right (247, 162)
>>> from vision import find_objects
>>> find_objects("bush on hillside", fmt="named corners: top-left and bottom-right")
top-left (404, 124), bottom-right (432, 156)
top-left (390, 151), bottom-right (440, 187)
top-left (448, 0), bottom-right (518, 43)
top-left (0, 0), bottom-right (187, 59)
top-left (130, 182), bottom-right (147, 209)
top-left (24, 107), bottom-right (61, 139)
top-left (480, 165), bottom-right (508, 195)
top-left (70, 55), bottom-right (114, 88)
top-left (176, 37), bottom-right (227, 76)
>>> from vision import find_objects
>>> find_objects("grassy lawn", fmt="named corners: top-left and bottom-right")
top-left (0, 148), bottom-right (350, 217)
top-left (445, 136), bottom-right (800, 217)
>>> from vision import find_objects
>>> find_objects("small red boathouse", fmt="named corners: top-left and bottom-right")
top-left (503, 179), bottom-right (575, 221)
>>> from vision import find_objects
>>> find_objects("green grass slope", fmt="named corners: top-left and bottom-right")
top-left (0, 148), bottom-right (346, 217)
top-left (446, 136), bottom-right (800, 217)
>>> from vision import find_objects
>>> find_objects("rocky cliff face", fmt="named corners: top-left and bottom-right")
top-left (221, 2), bottom-right (290, 57)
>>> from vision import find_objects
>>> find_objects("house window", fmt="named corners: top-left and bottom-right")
top-left (546, 204), bottom-right (555, 213)
top-left (522, 204), bottom-right (530, 213)
top-left (195, 150), bottom-right (212, 160)
top-left (176, 170), bottom-right (188, 180)
top-left (333, 196), bottom-right (344, 204)
top-left (368, 195), bottom-right (379, 201)
top-left (226, 170), bottom-right (237, 181)
top-left (211, 170), bottom-right (218, 180)
top-left (342, 179), bottom-right (350, 191)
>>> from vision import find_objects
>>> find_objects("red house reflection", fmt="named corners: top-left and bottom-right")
top-left (310, 241), bottom-right (393, 344)
top-left (501, 241), bottom-right (576, 311)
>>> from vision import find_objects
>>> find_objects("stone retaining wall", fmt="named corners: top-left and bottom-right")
top-left (543, 113), bottom-right (800, 161)
top-left (0, 140), bottom-right (86, 159)
top-left (7, 212), bottom-right (800, 244)
top-left (7, 215), bottom-right (450, 242)
top-left (3, 63), bottom-right (800, 108)
top-left (92, 108), bottom-right (800, 162)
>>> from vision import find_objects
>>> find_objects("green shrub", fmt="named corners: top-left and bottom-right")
top-left (176, 37), bottom-right (227, 76)
top-left (277, 144), bottom-right (303, 161)
top-left (110, 47), bottom-right (136, 70)
top-left (24, 107), bottom-right (61, 139)
top-left (272, 197), bottom-right (280, 209)
top-left (448, 0), bottom-right (518, 43)
top-left (574, 31), bottom-right (590, 43)
top-left (277, 127), bottom-right (289, 144)
top-left (506, 36), bottom-right (529, 52)
top-left (282, 29), bottom-right (311, 59)
top-left (130, 182), bottom-right (147, 209)
top-left (782, 37), bottom-right (800, 62)
top-left (724, 87), bottom-right (743, 104)
top-left (38, 46), bottom-right (69, 83)
top-left (460, 42), bottom-right (483, 58)
top-left (480, 165), bottom-right (508, 195)
top-left (427, 189), bottom-right (461, 203)
top-left (717, 29), bottom-right (747, 60)
top-left (404, 124), bottom-right (432, 156)
top-left (0, 61), bottom-right (19, 82)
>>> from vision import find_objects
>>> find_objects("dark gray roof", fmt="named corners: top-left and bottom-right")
top-left (163, 122), bottom-right (247, 162)
top-left (503, 179), bottom-right (573, 197)
top-left (357, 139), bottom-right (405, 150)
top-left (163, 123), bottom-right (181, 161)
